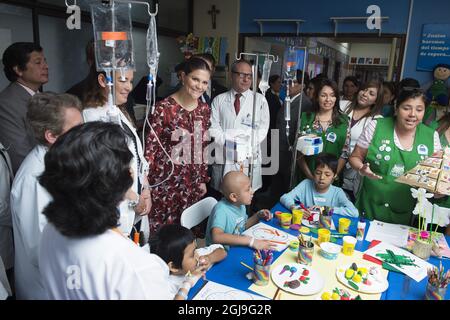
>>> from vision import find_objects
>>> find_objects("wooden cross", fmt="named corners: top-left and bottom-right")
top-left (207, 5), bottom-right (220, 29)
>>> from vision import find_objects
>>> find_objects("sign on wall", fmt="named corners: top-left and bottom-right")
top-left (417, 24), bottom-right (450, 71)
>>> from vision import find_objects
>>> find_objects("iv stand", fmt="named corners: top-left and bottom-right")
top-left (288, 46), bottom-right (308, 190)
top-left (234, 52), bottom-right (278, 190)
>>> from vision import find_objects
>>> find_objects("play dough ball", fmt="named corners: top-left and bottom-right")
top-left (345, 269), bottom-right (354, 279)
top-left (352, 274), bottom-right (362, 283)
top-left (332, 292), bottom-right (340, 300)
top-left (321, 292), bottom-right (331, 300)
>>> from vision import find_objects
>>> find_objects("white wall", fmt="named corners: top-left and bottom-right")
top-left (0, 4), bottom-right (33, 91)
top-left (349, 43), bottom-right (391, 62)
top-left (193, 0), bottom-right (240, 72)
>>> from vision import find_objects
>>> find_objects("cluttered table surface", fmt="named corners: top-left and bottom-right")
top-left (189, 203), bottom-right (450, 300)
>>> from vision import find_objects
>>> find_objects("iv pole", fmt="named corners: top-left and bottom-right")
top-left (234, 52), bottom-right (278, 190)
top-left (288, 46), bottom-right (308, 190)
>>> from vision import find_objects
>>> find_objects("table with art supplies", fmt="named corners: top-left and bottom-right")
top-left (189, 203), bottom-right (450, 300)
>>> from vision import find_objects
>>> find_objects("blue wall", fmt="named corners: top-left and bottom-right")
top-left (403, 0), bottom-right (450, 85)
top-left (240, 0), bottom-right (450, 86)
top-left (240, 0), bottom-right (410, 35)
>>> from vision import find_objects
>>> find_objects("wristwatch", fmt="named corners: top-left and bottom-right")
top-left (128, 199), bottom-right (139, 208)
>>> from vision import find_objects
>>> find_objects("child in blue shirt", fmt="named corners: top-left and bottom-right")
top-left (281, 153), bottom-right (359, 218)
top-left (206, 171), bottom-right (275, 250)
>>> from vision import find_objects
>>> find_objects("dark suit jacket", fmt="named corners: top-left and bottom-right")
top-left (0, 82), bottom-right (37, 173)
top-left (265, 90), bottom-right (282, 130)
top-left (276, 93), bottom-right (312, 152)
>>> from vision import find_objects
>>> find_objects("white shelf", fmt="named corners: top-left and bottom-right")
top-left (253, 19), bottom-right (306, 36)
top-left (329, 16), bottom-right (389, 37)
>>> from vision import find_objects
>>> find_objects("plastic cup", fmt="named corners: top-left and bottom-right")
top-left (275, 211), bottom-right (283, 222)
top-left (319, 214), bottom-right (332, 229)
top-left (253, 262), bottom-right (270, 286)
top-left (338, 218), bottom-right (351, 234)
top-left (317, 228), bottom-right (331, 245)
top-left (342, 236), bottom-right (357, 256)
top-left (425, 282), bottom-right (447, 300)
top-left (298, 241), bottom-right (314, 265)
top-left (280, 213), bottom-right (292, 229)
top-left (292, 208), bottom-right (304, 225)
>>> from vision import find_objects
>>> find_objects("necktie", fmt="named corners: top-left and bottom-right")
top-left (234, 93), bottom-right (242, 115)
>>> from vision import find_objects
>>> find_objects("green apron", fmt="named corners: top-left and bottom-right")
top-left (300, 112), bottom-right (349, 176)
top-left (356, 117), bottom-right (435, 225)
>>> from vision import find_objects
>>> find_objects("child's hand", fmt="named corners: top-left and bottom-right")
top-left (302, 211), bottom-right (311, 220)
top-left (197, 255), bottom-right (212, 270)
top-left (253, 239), bottom-right (277, 251)
top-left (256, 209), bottom-right (273, 221)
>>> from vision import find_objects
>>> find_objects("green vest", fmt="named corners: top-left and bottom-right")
top-left (356, 117), bottom-right (435, 225)
top-left (300, 112), bottom-right (349, 174)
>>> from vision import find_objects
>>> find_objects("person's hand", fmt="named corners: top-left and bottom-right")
top-left (433, 192), bottom-right (447, 199)
top-left (358, 163), bottom-right (382, 180)
top-left (253, 239), bottom-right (277, 251)
top-left (199, 183), bottom-right (207, 197)
top-left (197, 255), bottom-right (212, 270)
top-left (302, 210), bottom-right (311, 220)
top-left (256, 209), bottom-right (273, 221)
top-left (135, 188), bottom-right (151, 216)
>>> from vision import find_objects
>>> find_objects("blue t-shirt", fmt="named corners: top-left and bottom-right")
top-left (280, 179), bottom-right (359, 217)
top-left (205, 198), bottom-right (248, 249)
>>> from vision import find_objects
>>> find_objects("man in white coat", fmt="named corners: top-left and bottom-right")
top-left (209, 59), bottom-right (270, 192)
top-left (10, 93), bottom-right (83, 299)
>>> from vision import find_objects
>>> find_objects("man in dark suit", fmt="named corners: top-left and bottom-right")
top-left (0, 42), bottom-right (49, 173)
top-left (270, 70), bottom-right (312, 200)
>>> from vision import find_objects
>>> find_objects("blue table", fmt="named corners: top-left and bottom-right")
top-left (190, 203), bottom-right (450, 300)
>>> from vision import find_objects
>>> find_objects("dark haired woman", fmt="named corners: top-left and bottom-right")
top-left (340, 80), bottom-right (384, 200)
top-left (298, 79), bottom-right (350, 182)
top-left (38, 122), bottom-right (197, 299)
top-left (341, 76), bottom-right (360, 102)
top-left (350, 89), bottom-right (441, 224)
top-left (145, 58), bottom-right (211, 234)
top-left (82, 68), bottom-right (151, 237)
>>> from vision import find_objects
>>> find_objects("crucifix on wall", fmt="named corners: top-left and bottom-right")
top-left (207, 5), bottom-right (220, 29)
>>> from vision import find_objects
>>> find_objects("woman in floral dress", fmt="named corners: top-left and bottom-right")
top-left (145, 58), bottom-right (211, 234)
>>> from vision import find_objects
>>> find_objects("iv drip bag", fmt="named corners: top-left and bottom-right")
top-left (146, 14), bottom-right (159, 71)
top-left (283, 47), bottom-right (299, 81)
top-left (91, 2), bottom-right (135, 72)
top-left (258, 58), bottom-right (272, 95)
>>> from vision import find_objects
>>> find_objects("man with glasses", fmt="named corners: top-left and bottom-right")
top-left (209, 59), bottom-right (270, 195)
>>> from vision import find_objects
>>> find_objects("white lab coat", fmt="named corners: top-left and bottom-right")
top-left (209, 89), bottom-right (270, 191)
top-left (0, 144), bottom-right (13, 271)
top-left (10, 145), bottom-right (50, 299)
top-left (83, 106), bottom-right (150, 238)
top-left (39, 223), bottom-right (172, 300)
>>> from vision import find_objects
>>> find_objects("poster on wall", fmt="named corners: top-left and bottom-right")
top-left (417, 24), bottom-right (450, 71)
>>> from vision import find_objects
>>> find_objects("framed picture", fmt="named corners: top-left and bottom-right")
top-left (350, 57), bottom-right (357, 64)
top-left (373, 58), bottom-right (381, 65)
top-left (380, 58), bottom-right (388, 65)
top-left (358, 57), bottom-right (365, 64)
top-left (365, 58), bottom-right (373, 64)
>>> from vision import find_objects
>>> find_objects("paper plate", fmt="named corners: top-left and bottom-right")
top-left (271, 263), bottom-right (324, 296)
top-left (335, 263), bottom-right (388, 294)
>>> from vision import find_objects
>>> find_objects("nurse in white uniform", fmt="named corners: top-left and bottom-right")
top-left (38, 122), bottom-right (198, 300)
top-left (10, 93), bottom-right (83, 299)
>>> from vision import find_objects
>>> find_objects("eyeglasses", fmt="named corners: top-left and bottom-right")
top-left (232, 71), bottom-right (253, 80)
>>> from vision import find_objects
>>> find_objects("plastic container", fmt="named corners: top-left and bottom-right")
top-left (319, 242), bottom-right (341, 260)
top-left (356, 218), bottom-right (366, 241)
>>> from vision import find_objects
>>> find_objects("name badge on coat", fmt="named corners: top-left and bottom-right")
top-left (417, 144), bottom-right (429, 156)
top-left (326, 132), bottom-right (337, 143)
top-left (241, 113), bottom-right (253, 127)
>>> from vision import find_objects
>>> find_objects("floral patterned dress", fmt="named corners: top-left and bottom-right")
top-left (145, 97), bottom-right (211, 234)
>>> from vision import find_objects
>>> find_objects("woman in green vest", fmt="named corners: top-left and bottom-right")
top-left (349, 89), bottom-right (441, 225)
top-left (298, 79), bottom-right (350, 182)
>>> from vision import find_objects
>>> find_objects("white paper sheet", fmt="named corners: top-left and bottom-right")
top-left (364, 242), bottom-right (433, 282)
top-left (192, 281), bottom-right (268, 300)
top-left (242, 222), bottom-right (298, 251)
top-left (365, 220), bottom-right (410, 248)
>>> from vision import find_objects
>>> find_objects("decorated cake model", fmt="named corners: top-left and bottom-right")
top-left (396, 147), bottom-right (450, 195)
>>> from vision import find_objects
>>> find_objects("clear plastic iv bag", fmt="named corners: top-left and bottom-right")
top-left (258, 58), bottom-right (272, 95)
top-left (91, 2), bottom-right (135, 72)
top-left (146, 14), bottom-right (159, 72)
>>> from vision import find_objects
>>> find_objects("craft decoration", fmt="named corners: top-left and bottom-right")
top-left (375, 249), bottom-right (417, 268)
top-left (396, 148), bottom-right (450, 196)
top-left (320, 287), bottom-right (362, 300)
top-left (336, 263), bottom-right (389, 294)
top-left (271, 264), bottom-right (324, 296)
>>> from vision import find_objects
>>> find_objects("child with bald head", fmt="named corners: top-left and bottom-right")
top-left (205, 171), bottom-right (275, 251)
